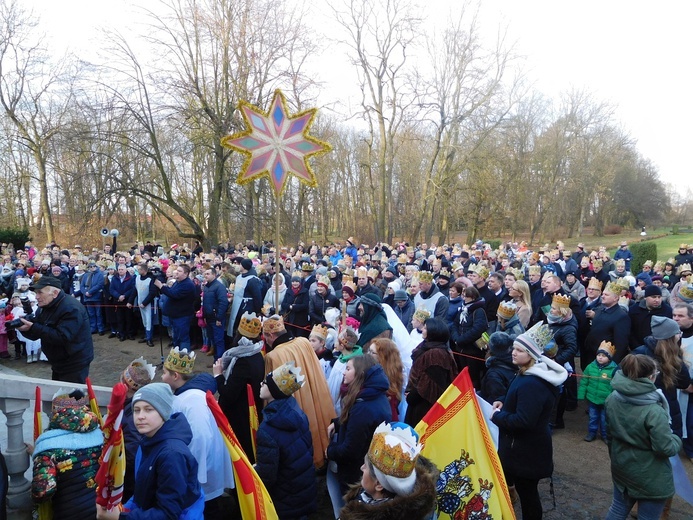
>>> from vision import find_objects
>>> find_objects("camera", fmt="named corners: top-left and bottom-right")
top-left (7, 313), bottom-right (35, 330)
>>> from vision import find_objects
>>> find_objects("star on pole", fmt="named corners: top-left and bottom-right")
top-left (221, 89), bottom-right (331, 198)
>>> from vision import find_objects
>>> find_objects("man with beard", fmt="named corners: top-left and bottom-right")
top-left (413, 271), bottom-right (449, 320)
top-left (583, 281), bottom-right (630, 367)
top-left (628, 284), bottom-right (673, 348)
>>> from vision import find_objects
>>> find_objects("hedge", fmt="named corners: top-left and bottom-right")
top-left (487, 239), bottom-right (502, 251)
top-left (0, 228), bottom-right (31, 248)
top-left (630, 242), bottom-right (657, 274)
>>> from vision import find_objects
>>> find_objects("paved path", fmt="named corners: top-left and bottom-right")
top-left (2, 335), bottom-right (693, 518)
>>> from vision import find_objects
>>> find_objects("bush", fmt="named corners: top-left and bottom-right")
top-left (487, 239), bottom-right (502, 251)
top-left (630, 242), bottom-right (657, 274)
top-left (672, 225), bottom-right (679, 235)
top-left (0, 228), bottom-right (31, 249)
top-left (604, 225), bottom-right (623, 235)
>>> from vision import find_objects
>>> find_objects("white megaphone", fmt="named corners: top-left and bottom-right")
top-left (110, 229), bottom-right (120, 237)
top-left (100, 228), bottom-right (109, 237)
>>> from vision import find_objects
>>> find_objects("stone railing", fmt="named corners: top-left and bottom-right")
top-left (0, 373), bottom-right (111, 519)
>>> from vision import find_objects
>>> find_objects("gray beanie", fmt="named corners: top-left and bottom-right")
top-left (650, 316), bottom-right (680, 340)
top-left (132, 383), bottom-right (174, 421)
top-left (393, 289), bottom-right (409, 302)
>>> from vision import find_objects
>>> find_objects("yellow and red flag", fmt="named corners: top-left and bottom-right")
top-left (247, 383), bottom-right (259, 460)
top-left (86, 377), bottom-right (104, 428)
top-left (415, 367), bottom-right (516, 519)
top-left (95, 382), bottom-right (127, 512)
top-left (34, 386), bottom-right (52, 520)
top-left (206, 391), bottom-right (278, 520)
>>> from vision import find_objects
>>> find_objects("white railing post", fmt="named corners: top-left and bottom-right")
top-left (0, 397), bottom-right (32, 514)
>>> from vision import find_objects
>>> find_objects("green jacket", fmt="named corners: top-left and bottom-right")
top-left (578, 360), bottom-right (617, 405)
top-left (605, 371), bottom-right (682, 500)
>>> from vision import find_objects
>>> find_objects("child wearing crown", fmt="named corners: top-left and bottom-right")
top-left (340, 422), bottom-right (437, 520)
top-left (255, 361), bottom-right (317, 519)
top-left (578, 341), bottom-right (617, 442)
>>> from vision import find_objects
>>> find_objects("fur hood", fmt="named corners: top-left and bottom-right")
top-left (525, 355), bottom-right (569, 387)
top-left (340, 456), bottom-right (439, 520)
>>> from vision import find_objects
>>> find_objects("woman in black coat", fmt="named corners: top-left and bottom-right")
top-left (491, 324), bottom-right (568, 520)
top-left (478, 332), bottom-right (517, 405)
top-left (547, 295), bottom-right (579, 426)
top-left (280, 274), bottom-right (310, 338)
top-left (449, 285), bottom-right (488, 387)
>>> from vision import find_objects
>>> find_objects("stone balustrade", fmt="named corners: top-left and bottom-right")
top-left (0, 373), bottom-right (111, 519)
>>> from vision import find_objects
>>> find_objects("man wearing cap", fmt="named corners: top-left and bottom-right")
top-left (262, 315), bottom-right (336, 469)
top-left (80, 261), bottom-right (106, 336)
top-left (17, 276), bottom-right (94, 383)
top-left (393, 289), bottom-right (415, 332)
top-left (628, 284), bottom-right (673, 348)
top-left (613, 241), bottom-right (633, 272)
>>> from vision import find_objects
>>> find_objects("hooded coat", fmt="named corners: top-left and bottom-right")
top-left (605, 371), bottom-right (682, 500)
top-left (491, 356), bottom-right (568, 480)
top-left (327, 365), bottom-right (392, 491)
top-left (255, 396), bottom-right (317, 518)
top-left (125, 412), bottom-right (203, 519)
top-left (358, 295), bottom-right (393, 349)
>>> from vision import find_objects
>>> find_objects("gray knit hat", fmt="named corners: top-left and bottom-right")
top-left (132, 383), bottom-right (174, 421)
top-left (650, 316), bottom-right (680, 340)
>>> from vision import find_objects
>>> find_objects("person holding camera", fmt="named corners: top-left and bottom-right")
top-left (16, 276), bottom-right (94, 383)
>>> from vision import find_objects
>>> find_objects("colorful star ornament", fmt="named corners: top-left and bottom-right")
top-left (221, 89), bottom-right (331, 198)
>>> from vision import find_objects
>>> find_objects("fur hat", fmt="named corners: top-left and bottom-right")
top-left (596, 341), bottom-right (615, 361)
top-left (262, 315), bottom-right (286, 335)
top-left (121, 357), bottom-right (156, 392)
top-left (132, 383), bottom-right (174, 421)
top-left (514, 322), bottom-right (554, 361)
top-left (164, 347), bottom-right (195, 374)
top-left (265, 361), bottom-right (305, 400)
top-left (367, 422), bottom-right (423, 496)
top-left (488, 332), bottom-right (513, 358)
top-left (650, 316), bottom-right (680, 340)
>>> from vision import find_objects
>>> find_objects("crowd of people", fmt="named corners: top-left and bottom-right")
top-left (1, 235), bottom-right (693, 518)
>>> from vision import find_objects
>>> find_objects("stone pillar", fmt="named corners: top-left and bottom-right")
top-left (0, 398), bottom-right (32, 516)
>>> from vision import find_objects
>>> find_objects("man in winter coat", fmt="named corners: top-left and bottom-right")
top-left (155, 264), bottom-right (196, 350)
top-left (18, 276), bottom-right (94, 383)
top-left (202, 268), bottom-right (229, 359)
top-left (80, 261), bottom-right (106, 335)
top-left (628, 285), bottom-right (673, 348)
top-left (110, 264), bottom-right (136, 341)
top-left (583, 282), bottom-right (630, 367)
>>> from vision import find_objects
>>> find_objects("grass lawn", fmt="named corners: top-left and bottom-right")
top-left (553, 229), bottom-right (693, 262)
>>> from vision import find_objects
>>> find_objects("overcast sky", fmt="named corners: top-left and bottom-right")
top-left (28, 0), bottom-right (692, 191)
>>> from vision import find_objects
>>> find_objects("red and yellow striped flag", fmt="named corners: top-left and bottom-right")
top-left (247, 383), bottom-right (259, 460)
top-left (415, 367), bottom-right (516, 519)
top-left (95, 382), bottom-right (127, 512)
top-left (206, 391), bottom-right (278, 520)
top-left (86, 377), bottom-right (104, 428)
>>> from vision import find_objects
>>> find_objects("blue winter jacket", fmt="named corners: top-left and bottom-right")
top-left (110, 272), bottom-right (135, 302)
top-left (255, 397), bottom-right (317, 518)
top-left (327, 364), bottom-right (392, 490)
top-left (122, 412), bottom-right (203, 520)
top-left (202, 278), bottom-right (229, 322)
top-left (80, 268), bottom-right (105, 302)
top-left (159, 278), bottom-right (196, 318)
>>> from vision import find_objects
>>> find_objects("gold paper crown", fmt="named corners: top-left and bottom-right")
top-left (418, 271), bottom-right (434, 283)
top-left (552, 293), bottom-right (571, 309)
top-left (356, 266), bottom-right (368, 278)
top-left (666, 258), bottom-right (676, 266)
top-left (508, 267), bottom-right (524, 280)
top-left (368, 422), bottom-right (422, 479)
top-left (342, 280), bottom-right (356, 294)
top-left (592, 259), bottom-right (603, 267)
top-left (291, 270), bottom-right (302, 279)
top-left (528, 265), bottom-right (541, 275)
top-left (587, 277), bottom-right (603, 291)
top-left (262, 315), bottom-right (286, 335)
top-left (310, 324), bottom-right (329, 341)
top-left (121, 356), bottom-right (156, 391)
top-left (367, 268), bottom-right (379, 281)
top-left (301, 263), bottom-right (314, 272)
top-left (597, 340), bottom-right (615, 358)
top-left (438, 268), bottom-right (451, 279)
top-left (474, 265), bottom-right (489, 280)
top-left (653, 261), bottom-right (664, 271)
top-left (269, 361), bottom-right (305, 397)
top-left (679, 283), bottom-right (693, 302)
top-left (397, 253), bottom-right (408, 264)
top-left (497, 300), bottom-right (517, 320)
top-left (615, 259), bottom-right (626, 268)
top-left (451, 261), bottom-right (463, 272)
top-left (413, 306), bottom-right (431, 323)
top-left (238, 312), bottom-right (262, 338)
top-left (603, 281), bottom-right (620, 295)
top-left (643, 260), bottom-right (653, 268)
top-left (680, 243), bottom-right (688, 249)
top-left (338, 326), bottom-right (359, 350)
top-left (678, 263), bottom-right (692, 275)
top-left (316, 275), bottom-right (330, 287)
top-left (164, 347), bottom-right (196, 374)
